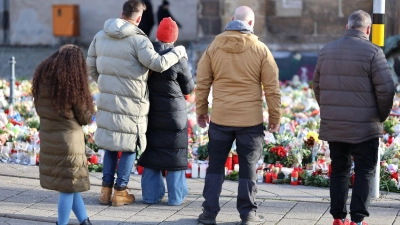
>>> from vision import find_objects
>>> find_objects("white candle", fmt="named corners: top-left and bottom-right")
top-left (200, 163), bottom-right (208, 178)
top-left (192, 162), bottom-right (199, 178)
top-left (30, 154), bottom-right (36, 166)
top-left (234, 164), bottom-right (239, 172)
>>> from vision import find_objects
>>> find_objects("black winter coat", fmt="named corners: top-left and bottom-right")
top-left (138, 42), bottom-right (194, 170)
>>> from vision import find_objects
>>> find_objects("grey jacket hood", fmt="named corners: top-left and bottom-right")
top-left (224, 20), bottom-right (254, 34)
top-left (104, 18), bottom-right (145, 39)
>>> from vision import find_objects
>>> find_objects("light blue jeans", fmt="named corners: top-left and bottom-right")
top-left (141, 167), bottom-right (188, 205)
top-left (102, 150), bottom-right (136, 188)
top-left (57, 192), bottom-right (88, 225)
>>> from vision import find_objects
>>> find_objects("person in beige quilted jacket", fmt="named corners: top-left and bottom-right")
top-left (87, 0), bottom-right (187, 207)
top-left (196, 6), bottom-right (281, 225)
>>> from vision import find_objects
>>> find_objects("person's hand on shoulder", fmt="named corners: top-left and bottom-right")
top-left (197, 114), bottom-right (210, 128)
top-left (267, 123), bottom-right (280, 133)
top-left (173, 45), bottom-right (188, 60)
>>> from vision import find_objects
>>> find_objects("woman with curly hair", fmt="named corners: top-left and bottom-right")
top-left (32, 44), bottom-right (95, 225)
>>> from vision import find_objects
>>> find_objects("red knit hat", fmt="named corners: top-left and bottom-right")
top-left (157, 17), bottom-right (179, 43)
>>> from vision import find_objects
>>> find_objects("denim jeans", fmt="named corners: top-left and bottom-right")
top-left (57, 192), bottom-right (88, 225)
top-left (102, 150), bottom-right (136, 188)
top-left (141, 167), bottom-right (188, 205)
top-left (202, 122), bottom-right (264, 219)
top-left (329, 138), bottom-right (379, 223)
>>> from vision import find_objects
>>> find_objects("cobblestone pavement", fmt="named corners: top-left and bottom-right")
top-left (1, 164), bottom-right (400, 225)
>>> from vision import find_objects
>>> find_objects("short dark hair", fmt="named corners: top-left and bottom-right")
top-left (122, 0), bottom-right (146, 18)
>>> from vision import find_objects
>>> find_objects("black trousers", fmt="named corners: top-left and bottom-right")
top-left (329, 138), bottom-right (379, 222)
top-left (202, 122), bottom-right (264, 219)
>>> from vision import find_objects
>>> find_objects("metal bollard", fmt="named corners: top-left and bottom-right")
top-left (9, 56), bottom-right (16, 105)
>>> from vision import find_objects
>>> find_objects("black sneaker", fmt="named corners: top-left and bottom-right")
top-left (240, 213), bottom-right (265, 225)
top-left (197, 210), bottom-right (216, 225)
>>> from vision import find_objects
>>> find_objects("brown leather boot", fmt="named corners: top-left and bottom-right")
top-left (99, 183), bottom-right (113, 205)
top-left (111, 185), bottom-right (135, 207)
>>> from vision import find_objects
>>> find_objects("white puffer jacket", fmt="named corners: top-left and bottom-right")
top-left (87, 18), bottom-right (185, 152)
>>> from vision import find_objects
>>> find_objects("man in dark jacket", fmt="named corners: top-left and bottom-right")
top-left (138, 0), bottom-right (154, 36)
top-left (157, 0), bottom-right (181, 28)
top-left (313, 10), bottom-right (395, 225)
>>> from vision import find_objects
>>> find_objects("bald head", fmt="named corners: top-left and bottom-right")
top-left (233, 6), bottom-right (255, 27)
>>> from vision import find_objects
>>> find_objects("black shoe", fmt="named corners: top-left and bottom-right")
top-left (197, 210), bottom-right (216, 225)
top-left (80, 218), bottom-right (92, 225)
top-left (240, 213), bottom-right (265, 225)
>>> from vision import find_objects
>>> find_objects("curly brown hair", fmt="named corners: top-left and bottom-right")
top-left (31, 44), bottom-right (94, 118)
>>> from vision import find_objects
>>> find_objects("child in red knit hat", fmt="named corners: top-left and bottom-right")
top-left (156, 17), bottom-right (179, 43)
top-left (138, 16), bottom-right (195, 207)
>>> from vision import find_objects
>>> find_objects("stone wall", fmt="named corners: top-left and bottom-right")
top-left (264, 0), bottom-right (373, 51)
top-left (8, 0), bottom-right (197, 46)
top-left (3, 0), bottom-right (400, 51)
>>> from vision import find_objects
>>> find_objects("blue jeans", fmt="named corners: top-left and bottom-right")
top-left (141, 167), bottom-right (188, 205)
top-left (57, 192), bottom-right (88, 225)
top-left (102, 150), bottom-right (136, 188)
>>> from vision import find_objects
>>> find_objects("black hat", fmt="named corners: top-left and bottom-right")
top-left (162, 0), bottom-right (169, 6)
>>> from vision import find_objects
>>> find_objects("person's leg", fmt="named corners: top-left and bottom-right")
top-left (57, 192), bottom-right (74, 225)
top-left (202, 122), bottom-right (235, 217)
top-left (115, 151), bottom-right (136, 188)
top-left (350, 138), bottom-right (379, 223)
top-left (71, 192), bottom-right (89, 224)
top-left (235, 123), bottom-right (264, 219)
top-left (100, 150), bottom-right (118, 204)
top-left (329, 141), bottom-right (352, 220)
top-left (102, 150), bottom-right (118, 187)
top-left (112, 151), bottom-right (136, 206)
top-left (166, 170), bottom-right (188, 205)
top-left (141, 167), bottom-right (165, 204)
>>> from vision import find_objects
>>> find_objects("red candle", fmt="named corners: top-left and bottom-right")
top-left (265, 172), bottom-right (272, 183)
top-left (388, 135), bottom-right (394, 144)
top-left (138, 165), bottom-right (144, 174)
top-left (91, 155), bottom-right (98, 164)
top-left (185, 170), bottom-right (192, 178)
top-left (233, 154), bottom-right (239, 165)
top-left (225, 155), bottom-right (233, 170)
top-left (328, 164), bottom-right (332, 178)
top-left (36, 153), bottom-right (40, 165)
top-left (291, 170), bottom-right (298, 186)
top-left (392, 172), bottom-right (399, 181)
top-left (118, 151), bottom-right (122, 159)
top-left (272, 173), bottom-right (278, 182)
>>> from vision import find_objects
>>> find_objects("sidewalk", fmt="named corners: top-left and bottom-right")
top-left (0, 163), bottom-right (400, 225)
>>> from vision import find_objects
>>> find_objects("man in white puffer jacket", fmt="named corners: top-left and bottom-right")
top-left (87, 0), bottom-right (187, 207)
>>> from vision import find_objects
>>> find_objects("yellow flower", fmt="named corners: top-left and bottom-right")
top-left (306, 131), bottom-right (319, 143)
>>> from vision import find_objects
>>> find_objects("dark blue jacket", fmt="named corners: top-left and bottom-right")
top-left (138, 41), bottom-right (194, 170)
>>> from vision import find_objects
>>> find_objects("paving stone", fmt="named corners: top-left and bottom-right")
top-left (3, 194), bottom-right (46, 204)
top-left (11, 208), bottom-right (54, 221)
top-left (123, 215), bottom-right (163, 224)
top-left (87, 215), bottom-right (123, 225)
top-left (0, 218), bottom-right (54, 225)
top-left (283, 202), bottom-right (329, 220)
top-left (278, 218), bottom-right (317, 225)
top-left (28, 203), bottom-right (57, 212)
top-left (98, 206), bottom-right (140, 219)
top-left (160, 214), bottom-right (200, 225)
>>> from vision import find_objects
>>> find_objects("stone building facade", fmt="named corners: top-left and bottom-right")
top-left (0, 0), bottom-right (399, 51)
